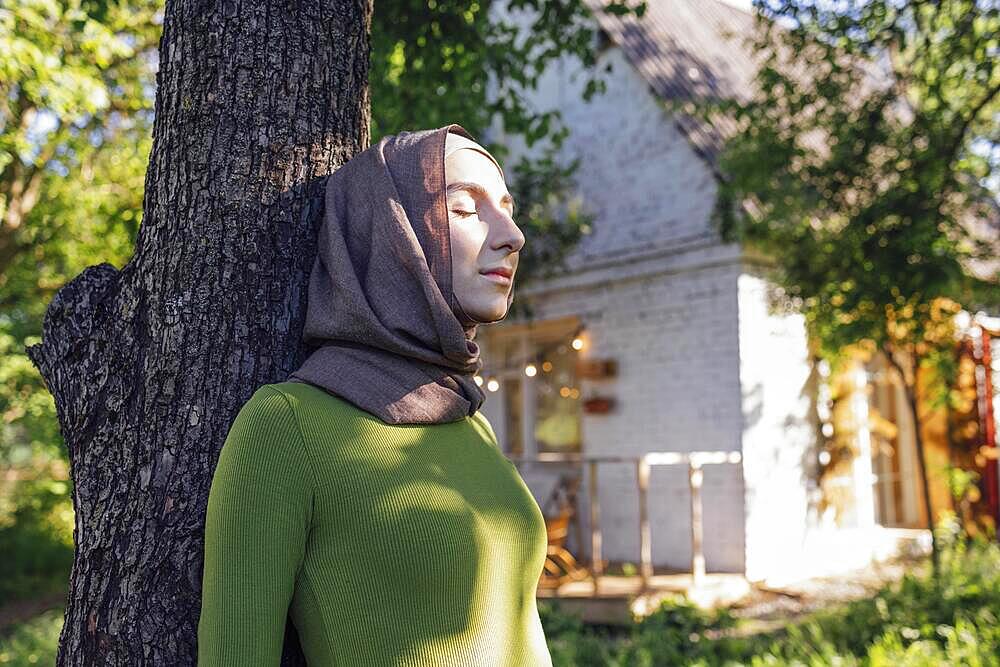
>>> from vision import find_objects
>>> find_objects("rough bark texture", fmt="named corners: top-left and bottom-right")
top-left (25, 0), bottom-right (372, 663)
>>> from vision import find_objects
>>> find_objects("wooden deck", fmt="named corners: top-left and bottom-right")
top-left (536, 571), bottom-right (752, 625)
top-left (534, 527), bottom-right (935, 625)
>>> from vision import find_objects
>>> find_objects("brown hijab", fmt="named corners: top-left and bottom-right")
top-left (286, 124), bottom-right (514, 425)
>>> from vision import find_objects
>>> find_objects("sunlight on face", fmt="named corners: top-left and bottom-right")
top-left (445, 141), bottom-right (524, 324)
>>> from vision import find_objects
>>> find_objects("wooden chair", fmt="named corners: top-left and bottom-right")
top-left (538, 474), bottom-right (590, 589)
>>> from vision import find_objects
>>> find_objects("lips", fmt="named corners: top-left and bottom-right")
top-left (480, 267), bottom-right (513, 285)
top-left (480, 267), bottom-right (513, 279)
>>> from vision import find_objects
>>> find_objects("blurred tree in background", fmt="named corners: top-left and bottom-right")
top-left (693, 0), bottom-right (1000, 577)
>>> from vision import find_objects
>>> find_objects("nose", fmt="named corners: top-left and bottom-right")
top-left (486, 206), bottom-right (524, 254)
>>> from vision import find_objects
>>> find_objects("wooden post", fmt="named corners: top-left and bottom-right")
top-left (689, 459), bottom-right (705, 587)
top-left (976, 327), bottom-right (999, 528)
top-left (589, 460), bottom-right (602, 596)
top-left (638, 457), bottom-right (652, 590)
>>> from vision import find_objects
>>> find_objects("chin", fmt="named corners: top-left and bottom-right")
top-left (467, 299), bottom-right (509, 324)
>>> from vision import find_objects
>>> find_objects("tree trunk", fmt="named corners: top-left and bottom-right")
top-left (25, 0), bottom-right (372, 662)
top-left (905, 384), bottom-right (941, 578)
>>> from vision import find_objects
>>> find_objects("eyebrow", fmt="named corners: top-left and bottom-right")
top-left (447, 181), bottom-right (516, 212)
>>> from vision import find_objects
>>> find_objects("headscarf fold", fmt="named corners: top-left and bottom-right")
top-left (287, 124), bottom-right (514, 425)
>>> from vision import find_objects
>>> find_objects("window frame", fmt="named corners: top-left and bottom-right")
top-left (484, 316), bottom-right (584, 462)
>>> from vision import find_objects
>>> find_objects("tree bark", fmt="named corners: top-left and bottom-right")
top-left (25, 0), bottom-right (372, 663)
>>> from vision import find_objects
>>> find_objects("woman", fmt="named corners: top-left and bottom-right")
top-left (197, 124), bottom-right (553, 666)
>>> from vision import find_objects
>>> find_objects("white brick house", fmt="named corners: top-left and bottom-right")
top-left (473, 0), bottom-right (910, 585)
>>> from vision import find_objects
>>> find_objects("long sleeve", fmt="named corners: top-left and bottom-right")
top-left (197, 386), bottom-right (315, 666)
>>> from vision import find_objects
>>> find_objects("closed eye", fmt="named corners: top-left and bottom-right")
top-left (448, 181), bottom-right (516, 218)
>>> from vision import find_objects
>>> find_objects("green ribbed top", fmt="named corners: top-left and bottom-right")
top-left (197, 381), bottom-right (553, 666)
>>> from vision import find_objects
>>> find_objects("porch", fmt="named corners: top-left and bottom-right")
top-left (515, 451), bottom-right (933, 625)
top-left (513, 450), bottom-right (749, 623)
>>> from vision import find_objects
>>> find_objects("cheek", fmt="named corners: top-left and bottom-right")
top-left (449, 223), bottom-right (485, 274)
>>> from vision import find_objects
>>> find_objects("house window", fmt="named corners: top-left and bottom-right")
top-left (488, 318), bottom-right (584, 458)
top-left (533, 341), bottom-right (582, 453)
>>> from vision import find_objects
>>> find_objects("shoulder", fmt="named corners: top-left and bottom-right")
top-left (229, 384), bottom-right (302, 440)
top-left (470, 410), bottom-right (500, 447)
top-left (217, 385), bottom-right (316, 491)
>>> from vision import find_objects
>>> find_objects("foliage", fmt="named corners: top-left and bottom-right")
top-left (707, 2), bottom-right (1000, 348)
top-left (1, 0), bottom-right (155, 611)
top-left (619, 594), bottom-right (743, 666)
top-left (0, 473), bottom-right (73, 603)
top-left (697, 0), bottom-right (999, 361)
top-left (0, 0), bottom-right (158, 275)
top-left (539, 604), bottom-right (629, 666)
top-left (0, 0), bottom-right (159, 426)
top-left (370, 0), bottom-right (646, 147)
top-left (0, 607), bottom-right (63, 666)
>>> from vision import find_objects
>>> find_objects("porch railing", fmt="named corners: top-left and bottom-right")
top-left (507, 450), bottom-right (743, 593)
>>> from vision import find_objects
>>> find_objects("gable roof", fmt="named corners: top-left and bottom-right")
top-left (583, 0), bottom-right (758, 173)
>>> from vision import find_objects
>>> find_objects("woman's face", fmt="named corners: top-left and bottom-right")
top-left (445, 146), bottom-right (524, 323)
